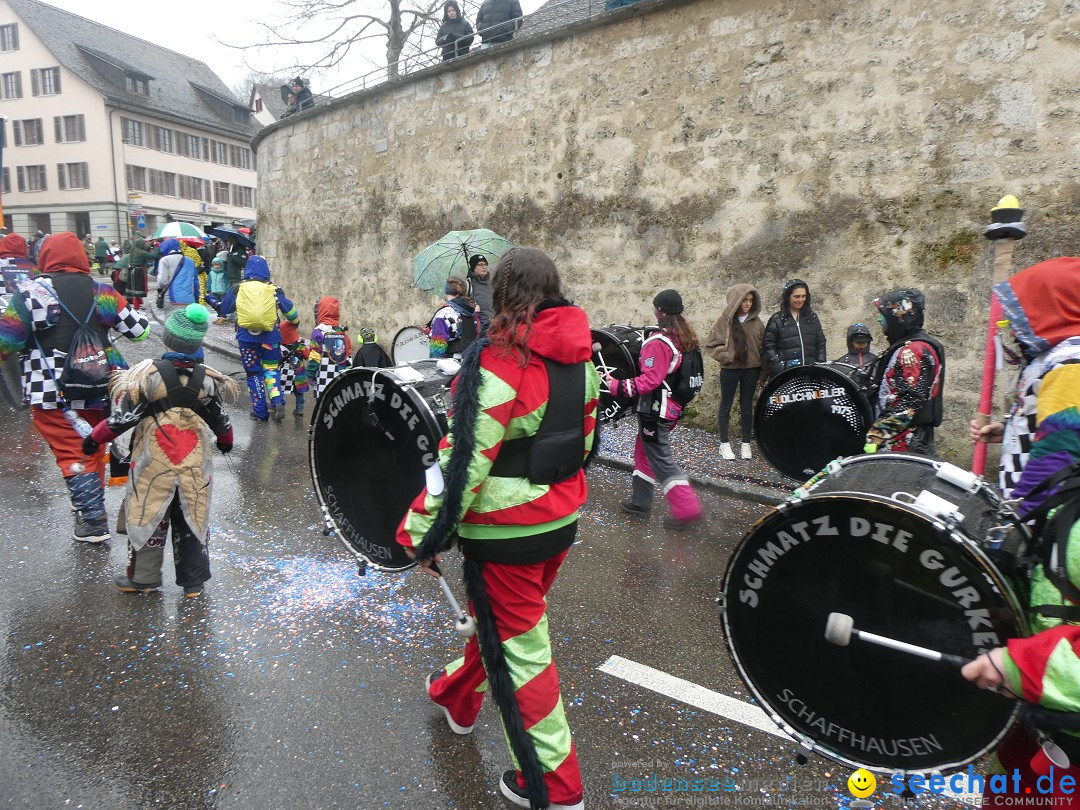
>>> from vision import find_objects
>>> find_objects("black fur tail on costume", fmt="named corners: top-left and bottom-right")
top-left (582, 403), bottom-right (602, 471)
top-left (414, 338), bottom-right (490, 565)
top-left (464, 557), bottom-right (550, 810)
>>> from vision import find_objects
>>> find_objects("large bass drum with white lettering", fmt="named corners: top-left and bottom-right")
top-left (720, 454), bottom-right (1029, 775)
top-left (755, 363), bottom-right (874, 481)
top-left (309, 360), bottom-right (453, 571)
top-left (590, 325), bottom-right (657, 423)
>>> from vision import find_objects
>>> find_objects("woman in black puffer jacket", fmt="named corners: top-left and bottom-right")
top-left (436, 1), bottom-right (475, 61)
top-left (761, 278), bottom-right (827, 378)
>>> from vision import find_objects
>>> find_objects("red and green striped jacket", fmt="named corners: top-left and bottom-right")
top-left (397, 305), bottom-right (600, 554)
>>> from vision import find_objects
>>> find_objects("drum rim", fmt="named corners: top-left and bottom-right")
top-left (391, 325), bottom-right (430, 365)
top-left (720, 491), bottom-right (1027, 775)
top-left (754, 364), bottom-right (875, 481)
top-left (591, 326), bottom-right (644, 422)
top-left (309, 365), bottom-right (445, 572)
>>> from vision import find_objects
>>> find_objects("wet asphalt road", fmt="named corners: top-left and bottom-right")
top-left (0, 328), bottom-right (969, 809)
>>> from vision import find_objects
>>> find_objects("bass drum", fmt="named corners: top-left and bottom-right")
top-left (755, 363), bottom-right (874, 480)
top-left (590, 325), bottom-right (657, 422)
top-left (309, 360), bottom-right (454, 571)
top-left (392, 326), bottom-right (430, 364)
top-left (721, 454), bottom-right (1028, 776)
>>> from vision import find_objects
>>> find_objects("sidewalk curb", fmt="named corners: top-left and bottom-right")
top-left (148, 298), bottom-right (789, 506)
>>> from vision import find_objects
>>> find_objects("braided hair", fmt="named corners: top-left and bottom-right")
top-left (487, 247), bottom-right (563, 367)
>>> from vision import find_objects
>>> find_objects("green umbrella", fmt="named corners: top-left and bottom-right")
top-left (151, 221), bottom-right (207, 241)
top-left (412, 229), bottom-right (514, 294)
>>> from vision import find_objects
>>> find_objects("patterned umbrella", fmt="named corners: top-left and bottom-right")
top-left (151, 222), bottom-right (207, 241)
top-left (412, 229), bottom-right (514, 294)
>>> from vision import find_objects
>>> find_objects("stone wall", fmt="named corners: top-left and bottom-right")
top-left (254, 0), bottom-right (1080, 460)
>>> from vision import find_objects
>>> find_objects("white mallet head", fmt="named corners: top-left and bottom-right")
top-left (68, 462), bottom-right (85, 474)
top-left (825, 612), bottom-right (854, 646)
top-left (456, 616), bottom-right (477, 637)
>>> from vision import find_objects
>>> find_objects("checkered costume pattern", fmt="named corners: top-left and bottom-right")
top-left (0, 277), bottom-right (149, 408)
top-left (312, 355), bottom-right (348, 398)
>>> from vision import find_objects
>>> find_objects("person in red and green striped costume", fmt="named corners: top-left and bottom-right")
top-left (963, 257), bottom-right (1080, 802)
top-left (397, 247), bottom-right (598, 810)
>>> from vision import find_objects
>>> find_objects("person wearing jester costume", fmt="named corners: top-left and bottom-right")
top-left (0, 232), bottom-right (150, 542)
top-left (216, 255), bottom-right (299, 421)
top-left (397, 247), bottom-right (598, 810)
top-left (307, 296), bottom-right (351, 399)
top-left (864, 288), bottom-right (945, 456)
top-left (278, 318), bottom-right (310, 415)
top-left (83, 304), bottom-right (238, 596)
top-left (960, 258), bottom-right (1080, 803)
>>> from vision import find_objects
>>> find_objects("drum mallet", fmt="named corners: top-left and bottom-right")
top-left (430, 564), bottom-right (477, 637)
top-left (824, 612), bottom-right (970, 669)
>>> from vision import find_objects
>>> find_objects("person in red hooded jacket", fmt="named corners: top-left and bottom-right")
top-left (398, 247), bottom-right (598, 810)
top-left (0, 232), bottom-right (150, 542)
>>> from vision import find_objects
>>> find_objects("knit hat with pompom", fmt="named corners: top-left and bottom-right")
top-left (163, 303), bottom-right (210, 354)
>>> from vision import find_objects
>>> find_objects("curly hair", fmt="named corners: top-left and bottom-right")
top-left (487, 247), bottom-right (563, 367)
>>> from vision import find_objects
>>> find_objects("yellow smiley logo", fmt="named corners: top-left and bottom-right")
top-left (847, 768), bottom-right (877, 798)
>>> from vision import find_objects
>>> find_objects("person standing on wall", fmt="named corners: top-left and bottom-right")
top-left (761, 278), bottom-right (827, 378)
top-left (436, 1), bottom-right (475, 61)
top-left (476, 0), bottom-right (523, 47)
top-left (704, 283), bottom-right (765, 461)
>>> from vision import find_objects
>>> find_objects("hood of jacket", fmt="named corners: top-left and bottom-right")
top-left (524, 302), bottom-right (593, 364)
top-left (280, 319), bottom-right (300, 344)
top-left (846, 322), bottom-right (874, 352)
top-left (315, 296), bottom-right (341, 326)
top-left (38, 232), bottom-right (91, 274)
top-left (874, 288), bottom-right (925, 344)
top-left (0, 233), bottom-right (28, 259)
top-left (442, 0), bottom-right (465, 22)
top-left (995, 257), bottom-right (1080, 358)
top-left (722, 283), bottom-right (761, 323)
top-left (243, 255), bottom-right (271, 282)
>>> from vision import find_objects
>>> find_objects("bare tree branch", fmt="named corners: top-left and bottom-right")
top-left (224, 0), bottom-right (444, 81)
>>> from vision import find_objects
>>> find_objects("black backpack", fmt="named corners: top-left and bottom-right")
top-left (32, 283), bottom-right (111, 402)
top-left (652, 334), bottom-right (705, 406)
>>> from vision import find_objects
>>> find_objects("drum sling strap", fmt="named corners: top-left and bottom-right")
top-left (1019, 461), bottom-right (1080, 622)
top-left (488, 359), bottom-right (586, 484)
top-left (146, 360), bottom-right (206, 416)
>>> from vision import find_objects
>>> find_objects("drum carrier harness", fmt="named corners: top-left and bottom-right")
top-left (488, 359), bottom-right (588, 484)
top-left (871, 331), bottom-right (947, 427)
top-left (145, 360), bottom-right (207, 416)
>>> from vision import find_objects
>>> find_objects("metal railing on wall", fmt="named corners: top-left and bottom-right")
top-left (310, 0), bottom-right (607, 103)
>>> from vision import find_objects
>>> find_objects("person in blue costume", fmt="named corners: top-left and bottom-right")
top-left (216, 255), bottom-right (299, 421)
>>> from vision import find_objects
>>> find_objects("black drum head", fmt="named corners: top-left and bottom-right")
top-left (722, 495), bottom-right (1025, 774)
top-left (755, 365), bottom-right (874, 480)
top-left (590, 328), bottom-right (637, 423)
top-left (309, 367), bottom-right (445, 571)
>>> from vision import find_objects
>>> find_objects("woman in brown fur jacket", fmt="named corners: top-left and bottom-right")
top-left (704, 283), bottom-right (766, 460)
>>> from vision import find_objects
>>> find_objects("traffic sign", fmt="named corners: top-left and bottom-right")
top-left (136, 215), bottom-right (146, 230)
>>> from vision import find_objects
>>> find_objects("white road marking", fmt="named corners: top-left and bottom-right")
top-left (597, 655), bottom-right (790, 740)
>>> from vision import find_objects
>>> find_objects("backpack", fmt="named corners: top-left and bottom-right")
top-left (236, 281), bottom-right (278, 332)
top-left (322, 329), bottom-right (348, 366)
top-left (652, 334), bottom-right (705, 406)
top-left (34, 290), bottom-right (111, 402)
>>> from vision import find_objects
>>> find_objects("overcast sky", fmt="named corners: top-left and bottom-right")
top-left (44, 0), bottom-right (547, 99)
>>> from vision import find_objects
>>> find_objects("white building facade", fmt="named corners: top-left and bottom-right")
top-left (0, 0), bottom-right (256, 244)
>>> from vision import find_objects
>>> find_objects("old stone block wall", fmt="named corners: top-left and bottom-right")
top-left (254, 0), bottom-right (1080, 460)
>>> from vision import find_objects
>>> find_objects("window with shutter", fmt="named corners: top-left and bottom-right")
top-left (16, 166), bottom-right (25, 192)
top-left (0, 24), bottom-right (18, 51)
top-left (2, 72), bottom-right (21, 99)
top-left (57, 163), bottom-right (66, 190)
top-left (12, 120), bottom-right (21, 146)
top-left (54, 116), bottom-right (61, 142)
top-left (0, 168), bottom-right (9, 195)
